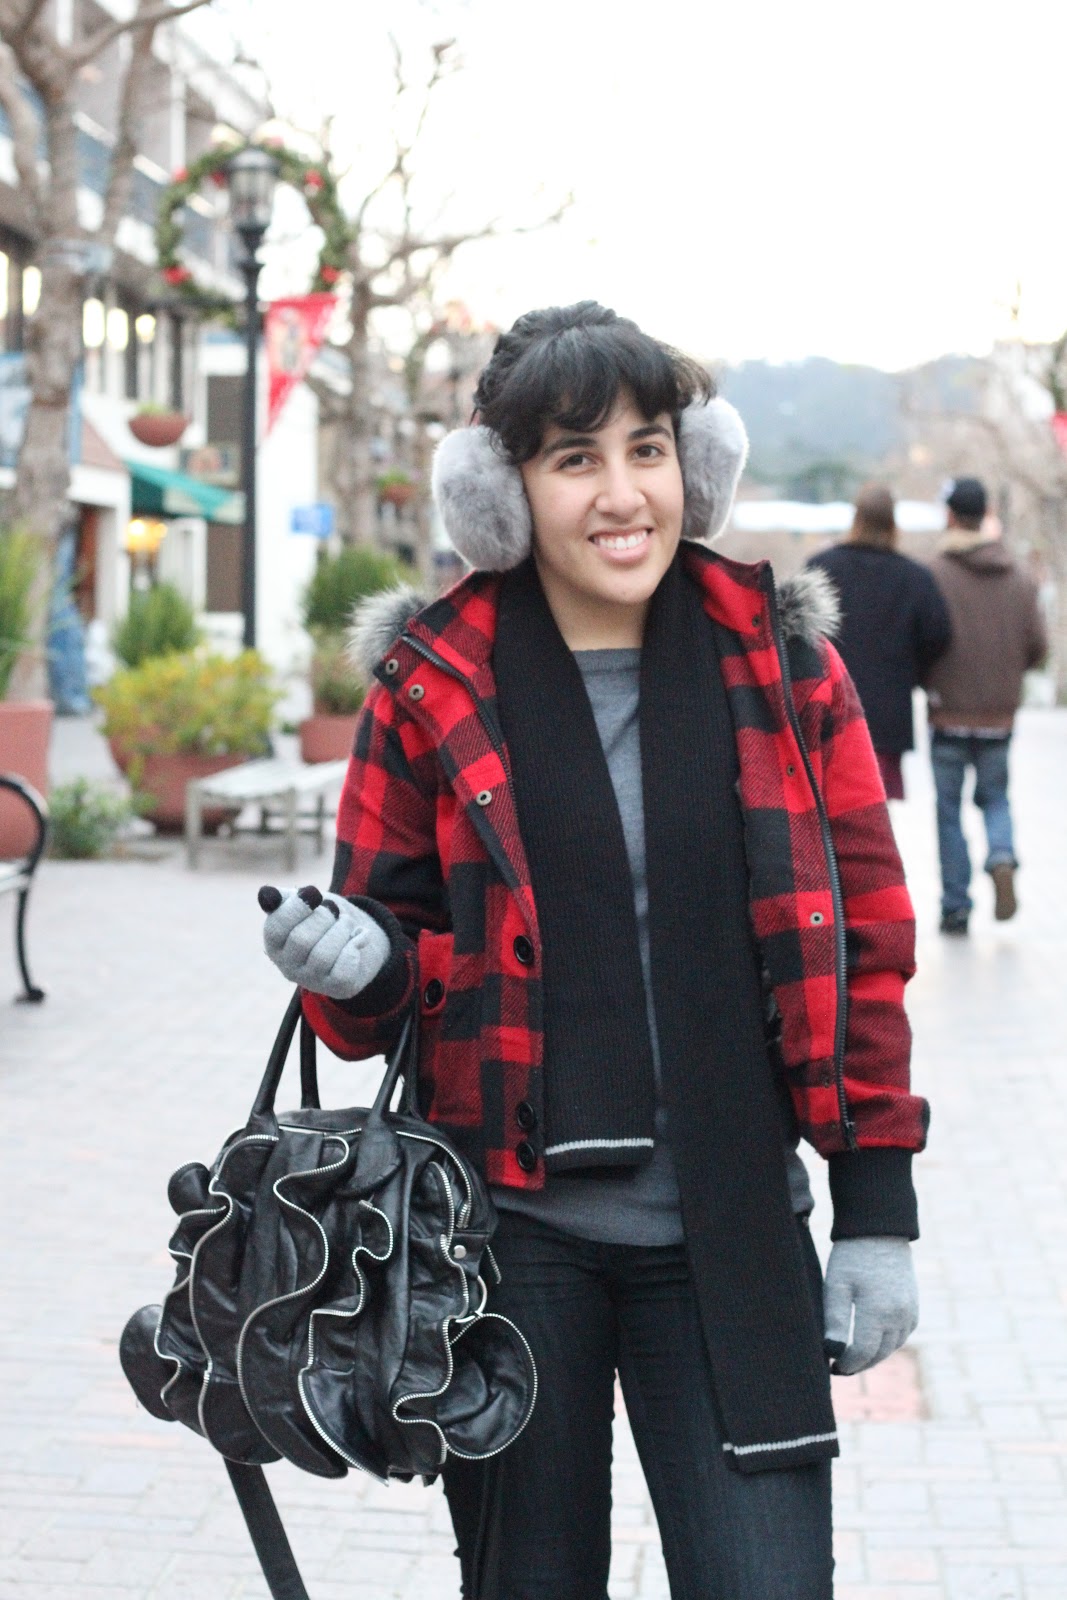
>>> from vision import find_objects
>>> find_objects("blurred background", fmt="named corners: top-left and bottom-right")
top-left (1, 0), bottom-right (1066, 769)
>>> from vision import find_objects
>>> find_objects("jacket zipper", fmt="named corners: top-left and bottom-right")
top-left (762, 571), bottom-right (858, 1151)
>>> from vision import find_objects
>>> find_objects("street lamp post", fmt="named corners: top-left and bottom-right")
top-left (225, 147), bottom-right (278, 650)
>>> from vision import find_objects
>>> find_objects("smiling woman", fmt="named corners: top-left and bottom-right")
top-left (261, 301), bottom-right (928, 1600)
top-left (472, 307), bottom-right (705, 644)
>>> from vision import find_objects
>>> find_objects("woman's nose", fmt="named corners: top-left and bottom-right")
top-left (595, 462), bottom-right (646, 519)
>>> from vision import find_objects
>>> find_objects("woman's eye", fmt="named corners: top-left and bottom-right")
top-left (634, 443), bottom-right (664, 460)
top-left (558, 452), bottom-right (590, 469)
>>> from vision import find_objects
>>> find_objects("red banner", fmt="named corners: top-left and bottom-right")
top-left (1052, 412), bottom-right (1067, 456)
top-left (264, 293), bottom-right (337, 434)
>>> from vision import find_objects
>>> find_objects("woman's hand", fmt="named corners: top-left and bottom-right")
top-left (822, 1237), bottom-right (918, 1375)
top-left (259, 885), bottom-right (391, 1000)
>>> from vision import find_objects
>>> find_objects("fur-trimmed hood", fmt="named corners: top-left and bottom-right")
top-left (348, 562), bottom-right (840, 681)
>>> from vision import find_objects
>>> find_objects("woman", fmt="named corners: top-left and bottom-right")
top-left (261, 304), bottom-right (927, 1599)
top-left (807, 483), bottom-right (951, 800)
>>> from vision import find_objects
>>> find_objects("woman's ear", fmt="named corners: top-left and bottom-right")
top-left (432, 426), bottom-right (532, 571)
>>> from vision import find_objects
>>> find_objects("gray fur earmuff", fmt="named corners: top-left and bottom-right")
top-left (431, 397), bottom-right (749, 572)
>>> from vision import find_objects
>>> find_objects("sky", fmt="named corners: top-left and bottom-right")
top-left (207, 0), bottom-right (1067, 373)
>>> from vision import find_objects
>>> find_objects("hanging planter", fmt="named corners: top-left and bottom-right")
top-left (129, 407), bottom-right (189, 448)
top-left (377, 472), bottom-right (417, 508)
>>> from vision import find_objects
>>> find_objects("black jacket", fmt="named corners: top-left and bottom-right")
top-left (807, 543), bottom-right (951, 753)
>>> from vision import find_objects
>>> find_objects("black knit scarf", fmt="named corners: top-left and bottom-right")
top-left (493, 554), bottom-right (835, 1468)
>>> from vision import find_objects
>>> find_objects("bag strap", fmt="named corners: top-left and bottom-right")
top-left (250, 989), bottom-right (420, 1125)
top-left (225, 1461), bottom-right (310, 1600)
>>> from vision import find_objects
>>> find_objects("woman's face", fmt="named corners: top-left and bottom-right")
top-left (519, 392), bottom-right (685, 648)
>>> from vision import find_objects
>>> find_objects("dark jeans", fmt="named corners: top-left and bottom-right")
top-left (443, 1212), bottom-right (834, 1600)
top-left (931, 732), bottom-right (1016, 915)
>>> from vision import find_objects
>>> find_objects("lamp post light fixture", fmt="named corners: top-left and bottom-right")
top-left (225, 145), bottom-right (279, 650)
top-left (124, 516), bottom-right (168, 590)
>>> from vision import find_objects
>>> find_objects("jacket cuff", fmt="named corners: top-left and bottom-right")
top-left (828, 1149), bottom-right (919, 1241)
top-left (329, 896), bottom-right (413, 1019)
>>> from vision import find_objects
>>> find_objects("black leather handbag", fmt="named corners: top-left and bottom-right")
top-left (120, 990), bottom-right (537, 1600)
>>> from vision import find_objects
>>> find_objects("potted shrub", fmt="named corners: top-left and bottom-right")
top-left (300, 632), bottom-right (365, 763)
top-left (376, 469), bottom-right (417, 509)
top-left (112, 582), bottom-right (200, 668)
top-left (128, 402), bottom-right (189, 449)
top-left (0, 526), bottom-right (52, 860)
top-left (301, 545), bottom-right (409, 634)
top-left (95, 650), bottom-right (280, 832)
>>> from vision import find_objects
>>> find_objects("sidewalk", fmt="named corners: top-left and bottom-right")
top-left (1, 710), bottom-right (1065, 1598)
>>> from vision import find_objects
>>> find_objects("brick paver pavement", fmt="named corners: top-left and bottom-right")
top-left (1, 709), bottom-right (1065, 1598)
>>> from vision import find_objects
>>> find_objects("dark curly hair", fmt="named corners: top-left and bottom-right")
top-left (472, 301), bottom-right (713, 464)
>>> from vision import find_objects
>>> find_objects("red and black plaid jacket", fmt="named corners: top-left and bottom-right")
top-left (304, 544), bottom-right (928, 1225)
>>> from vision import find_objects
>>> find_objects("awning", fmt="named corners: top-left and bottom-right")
top-left (127, 459), bottom-right (245, 525)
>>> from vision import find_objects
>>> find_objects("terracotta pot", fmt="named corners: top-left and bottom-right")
top-left (378, 481), bottom-right (416, 508)
top-left (129, 411), bottom-right (188, 448)
top-left (135, 750), bottom-right (248, 834)
top-left (0, 700), bottom-right (53, 858)
top-left (299, 713), bottom-right (358, 764)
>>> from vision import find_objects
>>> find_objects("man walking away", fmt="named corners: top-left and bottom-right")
top-left (808, 483), bottom-right (951, 800)
top-left (926, 477), bottom-right (1047, 935)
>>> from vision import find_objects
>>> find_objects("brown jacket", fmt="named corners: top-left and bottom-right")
top-left (925, 539), bottom-right (1047, 732)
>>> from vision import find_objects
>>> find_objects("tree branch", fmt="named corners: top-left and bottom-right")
top-left (98, 2), bottom-right (157, 249)
top-left (0, 39), bottom-right (42, 230)
top-left (11, 0), bottom-right (47, 39)
top-left (70, 0), bottom-right (212, 68)
top-left (303, 368), bottom-right (348, 424)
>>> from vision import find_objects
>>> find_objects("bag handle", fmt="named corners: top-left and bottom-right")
top-left (250, 990), bottom-right (419, 1126)
top-left (226, 1462), bottom-right (310, 1600)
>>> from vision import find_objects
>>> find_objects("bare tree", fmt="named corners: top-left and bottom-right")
top-left (310, 39), bottom-right (568, 548)
top-left (0, 0), bottom-right (212, 696)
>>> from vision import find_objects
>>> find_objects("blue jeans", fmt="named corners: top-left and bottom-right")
top-left (443, 1212), bottom-right (833, 1600)
top-left (931, 732), bottom-right (1016, 916)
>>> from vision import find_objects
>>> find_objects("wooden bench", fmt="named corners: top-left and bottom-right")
top-left (0, 773), bottom-right (48, 1003)
top-left (185, 758), bottom-right (349, 871)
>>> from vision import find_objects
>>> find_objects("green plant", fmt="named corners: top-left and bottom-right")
top-left (0, 526), bottom-right (41, 699)
top-left (301, 546), bottom-right (408, 634)
top-left (112, 583), bottom-right (200, 668)
top-left (133, 401), bottom-right (177, 417)
top-left (375, 469), bottom-right (414, 491)
top-left (94, 650), bottom-right (280, 785)
top-left (48, 778), bottom-right (133, 858)
top-left (310, 631), bottom-right (365, 716)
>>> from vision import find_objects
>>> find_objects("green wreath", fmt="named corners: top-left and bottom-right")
top-left (156, 141), bottom-right (350, 322)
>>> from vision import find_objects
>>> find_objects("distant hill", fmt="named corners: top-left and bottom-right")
top-left (715, 354), bottom-right (983, 499)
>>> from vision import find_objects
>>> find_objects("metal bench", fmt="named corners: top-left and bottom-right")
top-left (185, 758), bottom-right (349, 870)
top-left (0, 773), bottom-right (48, 1003)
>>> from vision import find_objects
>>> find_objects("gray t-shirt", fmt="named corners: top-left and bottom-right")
top-left (492, 648), bottom-right (813, 1245)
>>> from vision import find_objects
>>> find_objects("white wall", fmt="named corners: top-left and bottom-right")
top-left (255, 378), bottom-right (321, 682)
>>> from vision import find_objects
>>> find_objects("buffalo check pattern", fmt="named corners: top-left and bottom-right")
top-left (302, 544), bottom-right (928, 1191)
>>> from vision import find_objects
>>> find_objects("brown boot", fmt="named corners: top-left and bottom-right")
top-left (991, 863), bottom-right (1017, 921)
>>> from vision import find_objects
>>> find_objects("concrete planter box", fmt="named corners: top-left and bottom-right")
top-left (109, 741), bottom-right (246, 833)
top-left (299, 714), bottom-right (358, 765)
top-left (0, 700), bottom-right (52, 858)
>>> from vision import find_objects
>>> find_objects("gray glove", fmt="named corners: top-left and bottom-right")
top-left (822, 1237), bottom-right (918, 1376)
top-left (259, 884), bottom-right (391, 1000)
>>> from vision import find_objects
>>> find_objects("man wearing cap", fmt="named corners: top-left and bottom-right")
top-left (926, 478), bottom-right (1047, 935)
